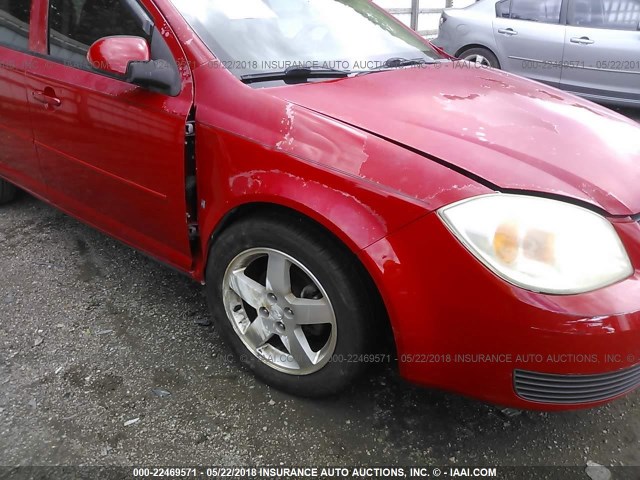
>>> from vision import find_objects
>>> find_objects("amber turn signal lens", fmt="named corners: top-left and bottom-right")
top-left (493, 221), bottom-right (519, 265)
top-left (439, 194), bottom-right (633, 294)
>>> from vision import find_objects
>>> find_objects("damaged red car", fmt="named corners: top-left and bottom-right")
top-left (1, 0), bottom-right (640, 410)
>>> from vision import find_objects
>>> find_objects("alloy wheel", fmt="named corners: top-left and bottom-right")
top-left (222, 248), bottom-right (337, 375)
top-left (463, 54), bottom-right (492, 67)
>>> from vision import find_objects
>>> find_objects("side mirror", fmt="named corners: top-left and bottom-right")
top-left (87, 36), bottom-right (150, 77)
top-left (87, 36), bottom-right (180, 95)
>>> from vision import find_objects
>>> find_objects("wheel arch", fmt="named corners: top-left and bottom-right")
top-left (205, 201), bottom-right (369, 263)
top-left (195, 162), bottom-right (428, 283)
top-left (455, 44), bottom-right (502, 68)
top-left (201, 200), bottom-right (397, 355)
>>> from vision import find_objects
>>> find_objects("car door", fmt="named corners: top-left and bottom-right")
top-left (492, 0), bottom-right (566, 86)
top-left (561, 0), bottom-right (640, 104)
top-left (0, 0), bottom-right (43, 193)
top-left (24, 0), bottom-right (195, 270)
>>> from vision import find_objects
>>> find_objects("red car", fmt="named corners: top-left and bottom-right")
top-left (1, 0), bottom-right (639, 411)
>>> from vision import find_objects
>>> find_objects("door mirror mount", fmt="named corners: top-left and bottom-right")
top-left (125, 59), bottom-right (181, 96)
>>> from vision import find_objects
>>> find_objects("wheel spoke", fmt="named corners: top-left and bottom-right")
top-left (243, 317), bottom-right (273, 349)
top-left (282, 328), bottom-right (315, 369)
top-left (287, 297), bottom-right (334, 325)
top-left (475, 55), bottom-right (486, 66)
top-left (265, 253), bottom-right (291, 295)
top-left (223, 247), bottom-right (338, 374)
top-left (229, 268), bottom-right (266, 309)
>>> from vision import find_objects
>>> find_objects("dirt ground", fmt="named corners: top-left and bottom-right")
top-left (1, 109), bottom-right (639, 471)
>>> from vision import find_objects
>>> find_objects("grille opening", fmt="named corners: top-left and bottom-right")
top-left (514, 364), bottom-right (640, 404)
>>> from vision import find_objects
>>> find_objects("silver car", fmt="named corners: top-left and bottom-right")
top-left (433, 0), bottom-right (640, 107)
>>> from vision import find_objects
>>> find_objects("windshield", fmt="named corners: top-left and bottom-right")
top-left (172, 0), bottom-right (443, 85)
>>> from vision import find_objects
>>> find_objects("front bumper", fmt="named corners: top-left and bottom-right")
top-left (363, 211), bottom-right (640, 410)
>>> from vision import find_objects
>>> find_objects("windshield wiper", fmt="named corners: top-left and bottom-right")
top-left (357, 57), bottom-right (438, 76)
top-left (241, 66), bottom-right (351, 85)
top-left (383, 57), bottom-right (431, 68)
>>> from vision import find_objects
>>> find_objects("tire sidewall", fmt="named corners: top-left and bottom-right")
top-left (205, 217), bottom-right (369, 396)
top-left (0, 179), bottom-right (17, 205)
top-left (461, 47), bottom-right (500, 69)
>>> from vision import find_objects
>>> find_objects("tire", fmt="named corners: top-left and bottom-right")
top-left (459, 47), bottom-right (500, 69)
top-left (0, 178), bottom-right (17, 205)
top-left (205, 213), bottom-right (375, 397)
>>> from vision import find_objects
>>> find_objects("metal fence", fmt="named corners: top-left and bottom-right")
top-left (377, 0), bottom-right (476, 37)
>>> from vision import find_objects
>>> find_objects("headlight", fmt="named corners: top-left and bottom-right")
top-left (438, 194), bottom-right (633, 294)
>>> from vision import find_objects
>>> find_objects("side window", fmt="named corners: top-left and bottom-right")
top-left (569, 0), bottom-right (640, 30)
top-left (496, 0), bottom-right (511, 18)
top-left (511, 0), bottom-right (563, 23)
top-left (48, 0), bottom-right (150, 68)
top-left (0, 0), bottom-right (30, 50)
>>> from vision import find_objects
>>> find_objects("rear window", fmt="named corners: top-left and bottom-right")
top-left (569, 0), bottom-right (640, 30)
top-left (496, 0), bottom-right (511, 18)
top-left (510, 0), bottom-right (562, 23)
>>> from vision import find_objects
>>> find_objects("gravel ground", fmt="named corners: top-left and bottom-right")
top-left (1, 109), bottom-right (639, 471)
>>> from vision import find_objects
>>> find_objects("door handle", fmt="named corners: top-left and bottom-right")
top-left (570, 36), bottom-right (594, 45)
top-left (32, 89), bottom-right (62, 108)
top-left (498, 28), bottom-right (518, 36)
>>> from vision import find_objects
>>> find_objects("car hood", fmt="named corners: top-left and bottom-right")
top-left (268, 63), bottom-right (640, 216)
